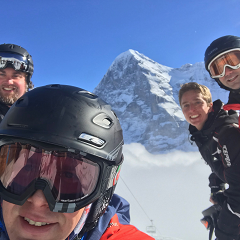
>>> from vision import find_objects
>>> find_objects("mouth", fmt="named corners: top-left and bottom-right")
top-left (2, 86), bottom-right (16, 91)
top-left (227, 75), bottom-right (238, 83)
top-left (190, 115), bottom-right (199, 119)
top-left (24, 217), bottom-right (51, 227)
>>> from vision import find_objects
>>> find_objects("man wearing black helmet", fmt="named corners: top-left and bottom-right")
top-left (205, 35), bottom-right (240, 104)
top-left (204, 36), bottom-right (240, 239)
top-left (0, 84), bottom-right (153, 240)
top-left (0, 43), bottom-right (34, 121)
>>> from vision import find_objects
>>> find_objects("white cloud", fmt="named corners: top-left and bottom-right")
top-left (123, 143), bottom-right (202, 167)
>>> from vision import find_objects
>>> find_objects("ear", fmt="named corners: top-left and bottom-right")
top-left (208, 102), bottom-right (213, 113)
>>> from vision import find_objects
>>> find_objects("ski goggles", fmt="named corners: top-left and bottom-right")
top-left (0, 52), bottom-right (29, 72)
top-left (0, 142), bottom-right (105, 212)
top-left (208, 48), bottom-right (240, 78)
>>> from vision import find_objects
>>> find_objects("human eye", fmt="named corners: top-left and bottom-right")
top-left (62, 171), bottom-right (78, 180)
top-left (195, 100), bottom-right (203, 105)
top-left (13, 73), bottom-right (23, 79)
top-left (182, 103), bottom-right (189, 109)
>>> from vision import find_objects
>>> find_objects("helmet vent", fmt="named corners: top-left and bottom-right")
top-left (16, 97), bottom-right (28, 107)
top-left (46, 84), bottom-right (61, 89)
top-left (7, 123), bottom-right (28, 128)
top-left (77, 90), bottom-right (97, 99)
top-left (93, 113), bottom-right (113, 129)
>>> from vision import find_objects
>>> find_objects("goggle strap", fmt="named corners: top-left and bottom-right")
top-left (106, 164), bottom-right (122, 190)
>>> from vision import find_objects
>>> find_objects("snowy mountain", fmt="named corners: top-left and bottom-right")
top-left (94, 50), bottom-right (228, 153)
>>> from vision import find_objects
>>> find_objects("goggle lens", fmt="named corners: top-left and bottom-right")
top-left (208, 49), bottom-right (240, 78)
top-left (0, 52), bottom-right (29, 71)
top-left (0, 143), bottom-right (100, 202)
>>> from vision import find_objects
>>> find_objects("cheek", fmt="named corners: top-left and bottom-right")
top-left (17, 81), bottom-right (27, 94)
top-left (2, 201), bottom-right (18, 228)
top-left (218, 76), bottom-right (225, 82)
top-left (61, 209), bottom-right (84, 233)
top-left (182, 109), bottom-right (189, 119)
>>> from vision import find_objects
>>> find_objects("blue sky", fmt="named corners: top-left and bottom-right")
top-left (1, 0), bottom-right (240, 92)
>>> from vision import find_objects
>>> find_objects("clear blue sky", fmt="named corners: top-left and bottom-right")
top-left (1, 0), bottom-right (239, 92)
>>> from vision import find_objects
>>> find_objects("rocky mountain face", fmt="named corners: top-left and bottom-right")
top-left (93, 50), bottom-right (228, 153)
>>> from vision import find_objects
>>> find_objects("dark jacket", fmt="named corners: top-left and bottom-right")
top-left (0, 102), bottom-right (9, 123)
top-left (189, 99), bottom-right (240, 240)
top-left (228, 90), bottom-right (240, 104)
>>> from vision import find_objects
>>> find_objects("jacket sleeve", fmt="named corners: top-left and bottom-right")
top-left (215, 126), bottom-right (240, 239)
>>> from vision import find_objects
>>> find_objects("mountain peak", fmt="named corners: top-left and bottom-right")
top-left (109, 49), bottom-right (172, 76)
top-left (115, 49), bottom-right (143, 60)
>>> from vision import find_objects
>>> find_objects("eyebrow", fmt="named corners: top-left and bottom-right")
top-left (181, 98), bottom-right (203, 105)
top-left (181, 101), bottom-right (189, 105)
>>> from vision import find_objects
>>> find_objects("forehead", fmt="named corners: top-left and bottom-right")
top-left (181, 90), bottom-right (205, 104)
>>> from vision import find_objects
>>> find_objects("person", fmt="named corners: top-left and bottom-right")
top-left (204, 35), bottom-right (240, 105)
top-left (179, 82), bottom-right (240, 240)
top-left (0, 43), bottom-right (34, 121)
top-left (0, 84), bottom-right (153, 240)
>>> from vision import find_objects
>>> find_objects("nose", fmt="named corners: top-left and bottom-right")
top-left (26, 190), bottom-right (49, 209)
top-left (189, 103), bottom-right (196, 112)
top-left (3, 75), bottom-right (14, 84)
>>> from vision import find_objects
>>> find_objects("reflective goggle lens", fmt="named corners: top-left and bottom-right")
top-left (0, 52), bottom-right (29, 71)
top-left (0, 143), bottom-right (100, 202)
top-left (208, 49), bottom-right (240, 78)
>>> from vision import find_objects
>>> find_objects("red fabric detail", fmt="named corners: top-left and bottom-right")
top-left (223, 104), bottom-right (240, 127)
top-left (100, 214), bottom-right (154, 240)
top-left (223, 104), bottom-right (240, 111)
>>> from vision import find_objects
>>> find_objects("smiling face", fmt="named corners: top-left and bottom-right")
top-left (0, 68), bottom-right (27, 106)
top-left (2, 190), bottom-right (84, 240)
top-left (218, 66), bottom-right (240, 90)
top-left (181, 90), bottom-right (213, 130)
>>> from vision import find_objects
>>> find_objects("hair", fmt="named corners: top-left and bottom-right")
top-left (178, 82), bottom-right (212, 107)
top-left (26, 74), bottom-right (34, 91)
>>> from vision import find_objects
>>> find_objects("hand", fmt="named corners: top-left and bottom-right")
top-left (210, 195), bottom-right (218, 205)
top-left (210, 192), bottom-right (227, 207)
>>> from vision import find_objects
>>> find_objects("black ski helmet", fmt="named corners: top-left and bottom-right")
top-left (204, 35), bottom-right (240, 90)
top-left (0, 84), bottom-right (124, 230)
top-left (0, 43), bottom-right (34, 90)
